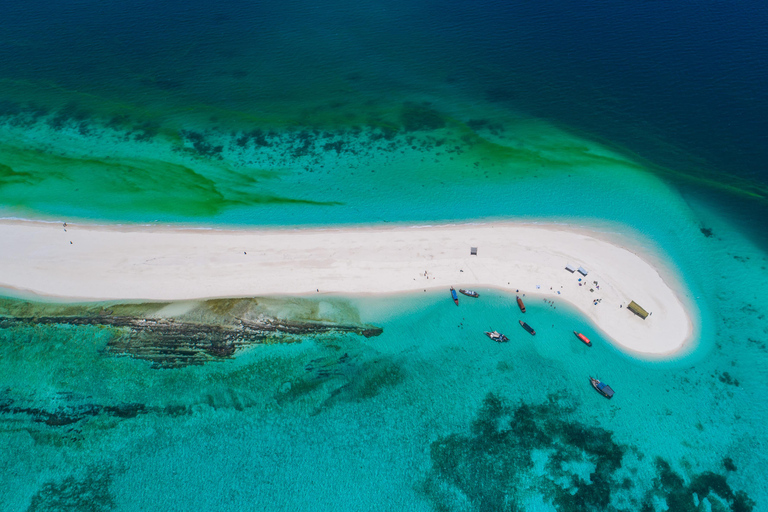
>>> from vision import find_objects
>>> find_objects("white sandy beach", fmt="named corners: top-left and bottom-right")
top-left (0, 219), bottom-right (693, 355)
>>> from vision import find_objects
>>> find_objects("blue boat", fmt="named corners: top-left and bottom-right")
top-left (450, 286), bottom-right (459, 306)
top-left (590, 377), bottom-right (615, 399)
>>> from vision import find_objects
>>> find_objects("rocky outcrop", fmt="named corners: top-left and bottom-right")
top-left (0, 314), bottom-right (382, 368)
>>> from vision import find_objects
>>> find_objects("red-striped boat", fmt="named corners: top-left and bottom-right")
top-left (574, 331), bottom-right (592, 347)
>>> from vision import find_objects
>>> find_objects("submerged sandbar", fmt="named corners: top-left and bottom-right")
top-left (0, 220), bottom-right (693, 356)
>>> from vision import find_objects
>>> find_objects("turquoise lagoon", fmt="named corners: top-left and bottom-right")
top-left (2, 0), bottom-right (768, 510)
top-left (1, 99), bottom-right (767, 511)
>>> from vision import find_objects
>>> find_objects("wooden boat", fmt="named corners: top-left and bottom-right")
top-left (459, 288), bottom-right (479, 298)
top-left (574, 331), bottom-right (592, 347)
top-left (589, 377), bottom-right (614, 399)
top-left (516, 295), bottom-right (526, 313)
top-left (450, 287), bottom-right (459, 306)
top-left (484, 331), bottom-right (509, 343)
top-left (519, 320), bottom-right (535, 335)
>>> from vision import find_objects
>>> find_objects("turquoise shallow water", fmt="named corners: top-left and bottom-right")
top-left (5, 128), bottom-right (768, 510)
top-left (2, 86), bottom-right (767, 512)
top-left (2, 0), bottom-right (768, 510)
top-left (1, 285), bottom-right (766, 511)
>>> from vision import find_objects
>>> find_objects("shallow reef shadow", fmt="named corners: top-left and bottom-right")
top-left (420, 392), bottom-right (755, 512)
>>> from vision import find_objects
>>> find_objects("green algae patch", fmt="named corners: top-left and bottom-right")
top-left (0, 139), bottom-right (336, 219)
top-left (455, 117), bottom-right (646, 174)
top-left (0, 294), bottom-right (366, 327)
top-left (0, 94), bottom-right (699, 224)
top-left (0, 163), bottom-right (40, 188)
top-left (0, 145), bottom-right (229, 217)
top-left (3, 77), bottom-right (768, 219)
top-left (0, 295), bottom-right (381, 370)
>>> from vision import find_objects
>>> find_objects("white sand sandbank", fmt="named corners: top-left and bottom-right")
top-left (0, 220), bottom-right (693, 356)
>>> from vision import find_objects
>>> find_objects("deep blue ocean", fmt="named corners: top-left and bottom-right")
top-left (1, 1), bottom-right (767, 510)
top-left (2, 0), bottom-right (766, 183)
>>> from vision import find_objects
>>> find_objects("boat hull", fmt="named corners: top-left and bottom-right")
top-left (519, 320), bottom-right (535, 335)
top-left (516, 296), bottom-right (526, 313)
top-left (590, 377), bottom-right (614, 399)
top-left (574, 331), bottom-right (592, 346)
top-left (450, 287), bottom-right (459, 306)
top-left (485, 331), bottom-right (509, 343)
top-left (459, 289), bottom-right (479, 298)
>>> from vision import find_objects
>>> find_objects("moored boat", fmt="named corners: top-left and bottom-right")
top-left (484, 331), bottom-right (509, 343)
top-left (459, 289), bottom-right (479, 298)
top-left (519, 320), bottom-right (535, 335)
top-left (450, 287), bottom-right (459, 306)
top-left (589, 377), bottom-right (614, 399)
top-left (516, 295), bottom-right (526, 313)
top-left (574, 331), bottom-right (592, 347)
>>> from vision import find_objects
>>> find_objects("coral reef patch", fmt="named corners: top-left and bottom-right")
top-left (422, 393), bottom-right (755, 512)
top-left (0, 297), bottom-right (382, 368)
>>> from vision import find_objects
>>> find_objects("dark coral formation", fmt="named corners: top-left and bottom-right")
top-left (400, 102), bottom-right (447, 132)
top-left (0, 296), bottom-right (383, 369)
top-left (235, 128), bottom-right (272, 148)
top-left (0, 390), bottom-right (145, 427)
top-left (718, 371), bottom-right (741, 387)
top-left (26, 467), bottom-right (115, 512)
top-left (424, 393), bottom-right (624, 511)
top-left (180, 129), bottom-right (224, 158)
top-left (423, 393), bottom-right (755, 512)
top-left (651, 458), bottom-right (755, 512)
top-left (0, 315), bottom-right (382, 369)
top-left (270, 349), bottom-right (406, 417)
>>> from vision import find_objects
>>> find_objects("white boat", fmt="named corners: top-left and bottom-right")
top-left (484, 331), bottom-right (509, 343)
